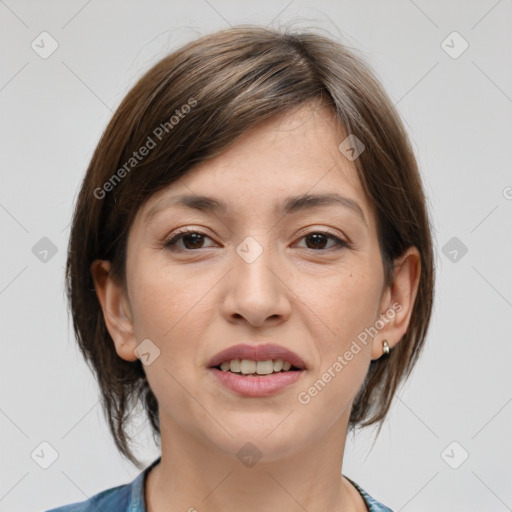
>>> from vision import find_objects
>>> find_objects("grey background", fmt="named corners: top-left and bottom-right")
top-left (1, 1), bottom-right (511, 511)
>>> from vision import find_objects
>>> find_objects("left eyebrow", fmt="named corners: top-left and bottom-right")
top-left (280, 192), bottom-right (367, 227)
top-left (143, 192), bottom-right (367, 228)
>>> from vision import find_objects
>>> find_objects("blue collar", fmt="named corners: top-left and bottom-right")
top-left (127, 456), bottom-right (161, 511)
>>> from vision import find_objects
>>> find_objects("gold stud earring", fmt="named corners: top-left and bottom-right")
top-left (382, 340), bottom-right (390, 355)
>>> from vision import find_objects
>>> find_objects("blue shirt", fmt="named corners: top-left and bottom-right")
top-left (45, 457), bottom-right (394, 512)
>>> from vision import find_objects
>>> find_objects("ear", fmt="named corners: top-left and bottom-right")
top-left (90, 259), bottom-right (138, 362)
top-left (370, 247), bottom-right (422, 360)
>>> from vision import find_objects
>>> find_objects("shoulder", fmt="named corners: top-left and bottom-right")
top-left (44, 457), bottom-right (159, 512)
top-left (44, 481), bottom-right (132, 512)
top-left (344, 476), bottom-right (396, 512)
top-left (46, 457), bottom-right (160, 512)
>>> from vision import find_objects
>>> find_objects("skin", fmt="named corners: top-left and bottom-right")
top-left (91, 100), bottom-right (421, 512)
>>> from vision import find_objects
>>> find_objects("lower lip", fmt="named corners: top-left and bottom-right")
top-left (209, 368), bottom-right (304, 397)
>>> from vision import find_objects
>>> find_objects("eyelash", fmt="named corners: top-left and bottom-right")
top-left (163, 228), bottom-right (351, 252)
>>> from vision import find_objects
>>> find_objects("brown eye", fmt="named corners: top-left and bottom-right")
top-left (164, 230), bottom-right (215, 251)
top-left (298, 231), bottom-right (348, 251)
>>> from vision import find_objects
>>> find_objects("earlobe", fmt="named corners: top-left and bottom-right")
top-left (90, 259), bottom-right (138, 362)
top-left (371, 246), bottom-right (421, 360)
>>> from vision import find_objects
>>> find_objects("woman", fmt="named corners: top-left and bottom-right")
top-left (47, 24), bottom-right (435, 512)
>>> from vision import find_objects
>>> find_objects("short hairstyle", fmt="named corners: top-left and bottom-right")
top-left (65, 25), bottom-right (435, 469)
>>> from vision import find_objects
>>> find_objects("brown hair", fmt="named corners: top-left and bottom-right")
top-left (65, 24), bottom-right (435, 469)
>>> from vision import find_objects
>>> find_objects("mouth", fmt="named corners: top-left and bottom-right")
top-left (207, 343), bottom-right (307, 372)
top-left (206, 343), bottom-right (307, 396)
top-left (208, 360), bottom-right (305, 397)
top-left (212, 358), bottom-right (303, 376)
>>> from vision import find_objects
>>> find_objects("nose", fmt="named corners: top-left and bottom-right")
top-left (221, 238), bottom-right (292, 328)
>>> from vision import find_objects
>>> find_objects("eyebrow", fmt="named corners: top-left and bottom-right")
top-left (144, 192), bottom-right (367, 227)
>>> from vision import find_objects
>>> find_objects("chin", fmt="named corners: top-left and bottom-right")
top-left (207, 421), bottom-right (309, 463)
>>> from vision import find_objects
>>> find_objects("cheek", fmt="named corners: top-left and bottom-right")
top-left (296, 277), bottom-right (375, 421)
top-left (128, 255), bottom-right (206, 342)
top-left (127, 264), bottom-right (237, 442)
top-left (304, 266), bottom-right (381, 345)
top-left (295, 265), bottom-right (380, 405)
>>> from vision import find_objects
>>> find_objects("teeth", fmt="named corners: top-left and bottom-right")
top-left (218, 358), bottom-right (297, 374)
top-left (240, 359), bottom-right (257, 374)
top-left (229, 359), bottom-right (240, 372)
top-left (254, 360), bottom-right (273, 375)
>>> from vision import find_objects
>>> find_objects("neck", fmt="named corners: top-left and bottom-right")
top-left (145, 410), bottom-right (365, 512)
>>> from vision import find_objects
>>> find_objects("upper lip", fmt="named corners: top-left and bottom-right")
top-left (207, 343), bottom-right (307, 370)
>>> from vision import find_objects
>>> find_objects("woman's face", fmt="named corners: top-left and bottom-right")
top-left (96, 102), bottom-right (415, 461)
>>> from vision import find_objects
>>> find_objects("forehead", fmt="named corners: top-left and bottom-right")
top-left (134, 102), bottom-right (375, 230)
